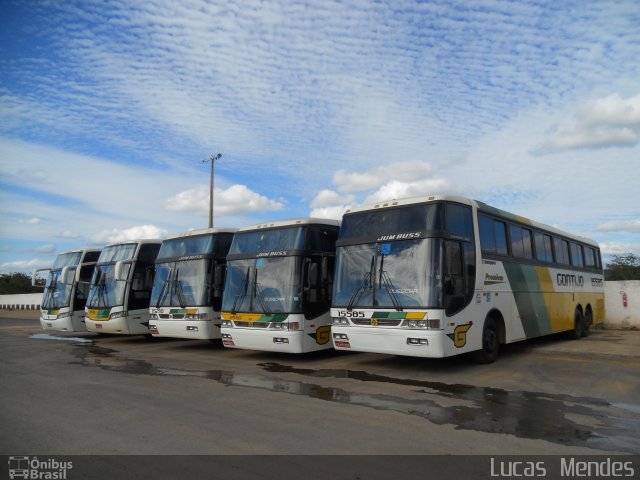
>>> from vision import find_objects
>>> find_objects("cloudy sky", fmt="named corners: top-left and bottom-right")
top-left (1, 0), bottom-right (639, 273)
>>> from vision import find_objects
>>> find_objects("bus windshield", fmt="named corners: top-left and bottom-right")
top-left (52, 251), bottom-right (83, 269)
top-left (42, 270), bottom-right (73, 309)
top-left (157, 235), bottom-right (214, 260)
top-left (222, 257), bottom-right (302, 314)
top-left (333, 238), bottom-right (443, 309)
top-left (151, 258), bottom-right (211, 307)
top-left (229, 227), bottom-right (305, 254)
top-left (98, 243), bottom-right (137, 263)
top-left (339, 203), bottom-right (442, 244)
top-left (87, 264), bottom-right (127, 308)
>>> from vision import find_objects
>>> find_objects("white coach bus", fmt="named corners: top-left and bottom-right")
top-left (149, 228), bottom-right (236, 340)
top-left (33, 248), bottom-right (101, 332)
top-left (330, 195), bottom-right (604, 363)
top-left (220, 218), bottom-right (340, 353)
top-left (85, 239), bottom-right (162, 335)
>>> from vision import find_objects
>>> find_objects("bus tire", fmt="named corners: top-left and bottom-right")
top-left (569, 309), bottom-right (584, 339)
top-left (472, 317), bottom-right (499, 364)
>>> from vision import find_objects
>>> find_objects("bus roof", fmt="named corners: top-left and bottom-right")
top-left (343, 194), bottom-right (599, 248)
top-left (236, 217), bottom-right (340, 232)
top-left (103, 238), bottom-right (163, 248)
top-left (57, 247), bottom-right (102, 255)
top-left (163, 227), bottom-right (237, 241)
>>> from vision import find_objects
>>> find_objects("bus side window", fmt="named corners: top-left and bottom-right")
top-left (553, 238), bottom-right (570, 265)
top-left (570, 242), bottom-right (584, 267)
top-left (479, 214), bottom-right (495, 253)
top-left (446, 203), bottom-right (473, 239)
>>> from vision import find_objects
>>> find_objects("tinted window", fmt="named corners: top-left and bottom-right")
top-left (230, 227), bottom-right (306, 254)
top-left (479, 214), bottom-right (507, 256)
top-left (138, 244), bottom-right (161, 264)
top-left (494, 221), bottom-right (508, 255)
top-left (534, 231), bottom-right (553, 263)
top-left (307, 226), bottom-right (338, 252)
top-left (446, 203), bottom-right (473, 239)
top-left (570, 243), bottom-right (583, 267)
top-left (584, 247), bottom-right (596, 267)
top-left (554, 238), bottom-right (570, 265)
top-left (215, 233), bottom-right (234, 257)
top-left (340, 203), bottom-right (442, 242)
top-left (509, 225), bottom-right (533, 259)
top-left (158, 235), bottom-right (214, 259)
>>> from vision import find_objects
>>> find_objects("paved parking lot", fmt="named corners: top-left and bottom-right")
top-left (1, 312), bottom-right (639, 455)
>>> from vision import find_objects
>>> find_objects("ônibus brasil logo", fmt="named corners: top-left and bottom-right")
top-left (8, 456), bottom-right (73, 479)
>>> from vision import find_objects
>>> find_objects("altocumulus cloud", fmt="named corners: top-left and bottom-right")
top-left (165, 185), bottom-right (284, 216)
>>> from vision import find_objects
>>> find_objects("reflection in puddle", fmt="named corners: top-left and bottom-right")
top-left (70, 345), bottom-right (640, 453)
top-left (30, 333), bottom-right (94, 344)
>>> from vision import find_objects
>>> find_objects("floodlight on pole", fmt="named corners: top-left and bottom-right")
top-left (202, 153), bottom-right (222, 228)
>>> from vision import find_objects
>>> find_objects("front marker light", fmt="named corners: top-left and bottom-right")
top-left (428, 319), bottom-right (441, 329)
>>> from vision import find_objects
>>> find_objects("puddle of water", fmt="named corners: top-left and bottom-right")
top-left (69, 345), bottom-right (640, 454)
top-left (30, 333), bottom-right (94, 344)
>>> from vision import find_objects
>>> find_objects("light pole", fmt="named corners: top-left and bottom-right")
top-left (203, 153), bottom-right (222, 228)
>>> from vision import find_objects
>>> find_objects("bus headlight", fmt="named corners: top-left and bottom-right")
top-left (149, 313), bottom-right (158, 320)
top-left (333, 317), bottom-right (349, 325)
top-left (221, 320), bottom-right (233, 328)
top-left (185, 313), bottom-right (208, 320)
top-left (109, 311), bottom-right (127, 320)
top-left (56, 312), bottom-right (71, 319)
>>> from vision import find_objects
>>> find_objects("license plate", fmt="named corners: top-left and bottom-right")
top-left (222, 339), bottom-right (235, 346)
top-left (335, 341), bottom-right (350, 348)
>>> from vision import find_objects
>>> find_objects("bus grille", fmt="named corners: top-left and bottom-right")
top-left (351, 318), bottom-right (403, 327)
top-left (234, 321), bottom-right (270, 328)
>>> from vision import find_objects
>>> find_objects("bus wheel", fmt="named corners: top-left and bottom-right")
top-left (569, 309), bottom-right (584, 339)
top-left (472, 317), bottom-right (499, 364)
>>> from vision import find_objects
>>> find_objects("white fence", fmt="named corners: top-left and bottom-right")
top-left (0, 293), bottom-right (43, 310)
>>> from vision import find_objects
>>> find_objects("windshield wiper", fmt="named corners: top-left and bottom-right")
top-left (231, 266), bottom-right (251, 313)
top-left (346, 256), bottom-right (375, 310)
top-left (155, 268), bottom-right (173, 308)
top-left (174, 269), bottom-right (188, 309)
top-left (43, 273), bottom-right (58, 308)
top-left (378, 254), bottom-right (403, 311)
top-left (95, 270), bottom-right (109, 308)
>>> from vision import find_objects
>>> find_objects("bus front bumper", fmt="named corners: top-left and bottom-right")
top-left (150, 320), bottom-right (220, 340)
top-left (330, 326), bottom-right (446, 358)
top-left (85, 315), bottom-right (149, 335)
top-left (40, 315), bottom-right (75, 332)
top-left (220, 327), bottom-right (306, 353)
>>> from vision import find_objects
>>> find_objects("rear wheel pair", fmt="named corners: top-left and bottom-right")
top-left (570, 308), bottom-right (591, 339)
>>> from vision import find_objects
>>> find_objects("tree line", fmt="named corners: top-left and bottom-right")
top-left (1, 254), bottom-right (639, 294)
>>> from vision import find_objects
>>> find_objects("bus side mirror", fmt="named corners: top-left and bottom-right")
top-left (114, 261), bottom-right (130, 282)
top-left (60, 266), bottom-right (77, 285)
top-left (32, 268), bottom-right (49, 288)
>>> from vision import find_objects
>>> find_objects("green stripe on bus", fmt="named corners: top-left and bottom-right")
top-left (503, 262), bottom-right (551, 338)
